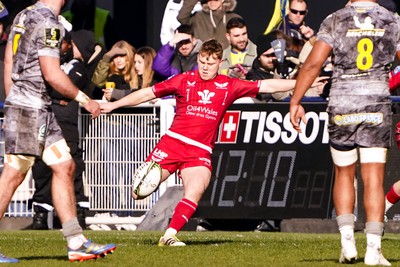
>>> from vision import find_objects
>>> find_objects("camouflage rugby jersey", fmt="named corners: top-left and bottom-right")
top-left (6, 1), bottom-right (65, 109)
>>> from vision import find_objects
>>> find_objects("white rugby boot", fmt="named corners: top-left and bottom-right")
top-left (158, 235), bottom-right (186, 247)
top-left (364, 243), bottom-right (391, 266)
top-left (339, 234), bottom-right (358, 264)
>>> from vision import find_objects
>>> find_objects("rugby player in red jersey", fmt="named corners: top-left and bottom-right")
top-left (101, 39), bottom-right (325, 247)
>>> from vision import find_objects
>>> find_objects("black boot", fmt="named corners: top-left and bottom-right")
top-left (32, 206), bottom-right (48, 230)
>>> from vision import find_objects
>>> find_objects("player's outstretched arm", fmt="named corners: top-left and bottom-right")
top-left (258, 76), bottom-right (329, 94)
top-left (258, 78), bottom-right (296, 93)
top-left (100, 87), bottom-right (157, 113)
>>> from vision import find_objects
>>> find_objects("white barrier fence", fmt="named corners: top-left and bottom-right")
top-left (80, 106), bottom-right (161, 214)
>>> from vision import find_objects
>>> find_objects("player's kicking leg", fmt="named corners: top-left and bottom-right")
top-left (158, 166), bottom-right (211, 247)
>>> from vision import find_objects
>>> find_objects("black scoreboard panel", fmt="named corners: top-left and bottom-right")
top-left (194, 103), bottom-right (335, 220)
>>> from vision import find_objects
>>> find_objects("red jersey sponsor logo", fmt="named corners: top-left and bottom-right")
top-left (150, 148), bottom-right (168, 162)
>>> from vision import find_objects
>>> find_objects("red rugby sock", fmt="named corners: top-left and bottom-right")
top-left (386, 185), bottom-right (400, 204)
top-left (168, 198), bottom-right (197, 232)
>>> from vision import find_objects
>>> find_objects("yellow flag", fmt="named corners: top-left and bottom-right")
top-left (264, 0), bottom-right (289, 34)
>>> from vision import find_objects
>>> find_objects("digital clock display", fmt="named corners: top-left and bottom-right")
top-left (194, 103), bottom-right (334, 220)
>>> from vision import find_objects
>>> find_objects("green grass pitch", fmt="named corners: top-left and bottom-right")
top-left (1, 230), bottom-right (400, 266)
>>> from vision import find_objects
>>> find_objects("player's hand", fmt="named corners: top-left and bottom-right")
top-left (100, 101), bottom-right (116, 114)
top-left (290, 103), bottom-right (306, 133)
top-left (228, 67), bottom-right (244, 79)
top-left (311, 76), bottom-right (330, 88)
top-left (102, 88), bottom-right (113, 101)
top-left (83, 100), bottom-right (101, 119)
top-left (300, 25), bottom-right (314, 39)
top-left (228, 64), bottom-right (249, 79)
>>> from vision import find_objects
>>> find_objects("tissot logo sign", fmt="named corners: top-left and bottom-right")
top-left (217, 106), bottom-right (329, 145)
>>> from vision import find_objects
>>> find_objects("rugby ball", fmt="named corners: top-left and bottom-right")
top-left (132, 162), bottom-right (162, 199)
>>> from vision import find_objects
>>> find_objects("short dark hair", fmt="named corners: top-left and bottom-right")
top-left (289, 0), bottom-right (308, 7)
top-left (176, 24), bottom-right (194, 36)
top-left (226, 17), bottom-right (246, 33)
top-left (199, 39), bottom-right (223, 60)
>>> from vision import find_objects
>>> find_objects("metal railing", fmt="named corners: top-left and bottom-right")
top-left (79, 106), bottom-right (162, 215)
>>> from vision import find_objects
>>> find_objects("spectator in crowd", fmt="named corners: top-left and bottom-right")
top-left (219, 17), bottom-right (257, 79)
top-left (153, 24), bottom-right (202, 80)
top-left (274, 0), bottom-right (314, 41)
top-left (84, 40), bottom-right (107, 99)
top-left (62, 0), bottom-right (118, 50)
top-left (290, 0), bottom-right (400, 265)
top-left (1, 0), bottom-right (115, 262)
top-left (31, 30), bottom-right (96, 230)
top-left (103, 46), bottom-right (159, 101)
top-left (160, 0), bottom-right (202, 45)
top-left (99, 39), bottom-right (325, 247)
top-left (246, 30), bottom-right (294, 101)
top-left (132, 46), bottom-right (160, 89)
top-left (177, 0), bottom-right (241, 49)
top-left (247, 30), bottom-right (293, 81)
top-left (92, 40), bottom-right (136, 96)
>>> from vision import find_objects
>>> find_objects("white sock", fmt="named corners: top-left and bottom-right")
top-left (385, 198), bottom-right (394, 214)
top-left (164, 228), bottom-right (177, 237)
top-left (366, 233), bottom-right (381, 249)
top-left (339, 225), bottom-right (354, 245)
top-left (67, 234), bottom-right (87, 250)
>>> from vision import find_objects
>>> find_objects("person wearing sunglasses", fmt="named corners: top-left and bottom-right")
top-left (275, 0), bottom-right (314, 41)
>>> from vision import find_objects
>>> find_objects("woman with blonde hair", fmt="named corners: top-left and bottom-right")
top-left (92, 40), bottom-right (136, 101)
top-left (103, 46), bottom-right (160, 101)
